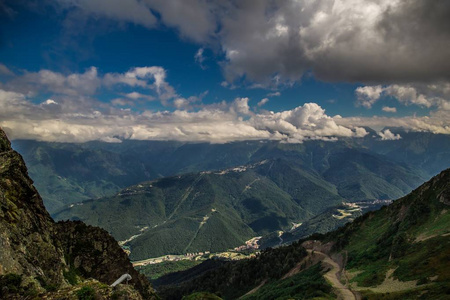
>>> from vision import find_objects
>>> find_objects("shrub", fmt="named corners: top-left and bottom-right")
top-left (76, 286), bottom-right (97, 300)
top-left (0, 273), bottom-right (22, 294)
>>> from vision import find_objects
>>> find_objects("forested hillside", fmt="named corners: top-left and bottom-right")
top-left (157, 168), bottom-right (450, 299)
top-left (13, 132), bottom-right (442, 213)
top-left (54, 150), bottom-right (425, 260)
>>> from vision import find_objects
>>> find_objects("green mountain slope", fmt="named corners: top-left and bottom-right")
top-left (54, 160), bottom-right (340, 259)
top-left (323, 168), bottom-right (450, 298)
top-left (157, 168), bottom-right (450, 300)
top-left (12, 140), bottom-right (160, 212)
top-left (54, 150), bottom-right (426, 261)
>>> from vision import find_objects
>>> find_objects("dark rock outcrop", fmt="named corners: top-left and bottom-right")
top-left (0, 129), bottom-right (64, 287)
top-left (56, 221), bottom-right (155, 298)
top-left (0, 128), bottom-right (156, 298)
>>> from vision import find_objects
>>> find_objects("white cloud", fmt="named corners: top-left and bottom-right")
top-left (124, 92), bottom-right (155, 101)
top-left (355, 85), bottom-right (383, 108)
top-left (2, 66), bottom-right (179, 107)
top-left (355, 82), bottom-right (450, 110)
top-left (335, 111), bottom-right (450, 135)
top-left (382, 106), bottom-right (397, 113)
top-left (103, 67), bottom-right (175, 101)
top-left (230, 97), bottom-right (251, 115)
top-left (250, 103), bottom-right (368, 143)
top-left (257, 98), bottom-right (269, 107)
top-left (41, 99), bottom-right (58, 105)
top-left (384, 85), bottom-right (432, 107)
top-left (4, 67), bottom-right (101, 96)
top-left (267, 92), bottom-right (281, 97)
top-left (111, 98), bottom-right (135, 107)
top-left (1, 65), bottom-right (448, 144)
top-left (378, 129), bottom-right (401, 140)
top-left (194, 48), bottom-right (206, 69)
top-left (0, 85), bottom-right (372, 143)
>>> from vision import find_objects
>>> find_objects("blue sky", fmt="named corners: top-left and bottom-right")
top-left (0, 1), bottom-right (449, 143)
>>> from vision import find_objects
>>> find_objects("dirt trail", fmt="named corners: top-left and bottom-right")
top-left (307, 250), bottom-right (357, 300)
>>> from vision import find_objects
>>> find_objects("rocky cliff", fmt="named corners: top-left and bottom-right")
top-left (0, 128), bottom-right (157, 299)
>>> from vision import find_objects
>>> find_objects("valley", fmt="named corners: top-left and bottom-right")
top-left (52, 150), bottom-right (422, 260)
top-left (156, 168), bottom-right (450, 299)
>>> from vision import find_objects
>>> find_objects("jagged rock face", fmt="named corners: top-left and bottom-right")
top-left (0, 128), bottom-right (156, 298)
top-left (0, 129), bottom-right (65, 286)
top-left (56, 221), bottom-right (155, 298)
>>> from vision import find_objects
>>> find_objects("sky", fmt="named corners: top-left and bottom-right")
top-left (0, 0), bottom-right (449, 143)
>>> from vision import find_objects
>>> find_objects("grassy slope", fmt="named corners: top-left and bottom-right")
top-left (240, 263), bottom-right (335, 300)
top-left (325, 168), bottom-right (450, 298)
top-left (136, 260), bottom-right (203, 280)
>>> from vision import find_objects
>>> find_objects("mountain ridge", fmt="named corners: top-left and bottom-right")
top-left (12, 132), bottom-right (443, 214)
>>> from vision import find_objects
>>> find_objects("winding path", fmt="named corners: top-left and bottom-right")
top-left (307, 250), bottom-right (357, 300)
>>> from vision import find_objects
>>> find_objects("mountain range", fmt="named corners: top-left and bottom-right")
top-left (13, 128), bottom-right (449, 214)
top-left (51, 140), bottom-right (428, 260)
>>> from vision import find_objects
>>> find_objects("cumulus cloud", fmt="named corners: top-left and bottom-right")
top-left (355, 82), bottom-right (450, 110)
top-left (217, 1), bottom-right (450, 85)
top-left (1, 65), bottom-right (448, 143)
top-left (250, 103), bottom-right (368, 143)
top-left (1, 66), bottom-right (178, 107)
top-left (382, 106), bottom-right (397, 113)
top-left (52, 0), bottom-right (450, 87)
top-left (356, 85), bottom-right (384, 108)
top-left (0, 82), bottom-right (371, 143)
top-left (378, 129), bottom-right (401, 141)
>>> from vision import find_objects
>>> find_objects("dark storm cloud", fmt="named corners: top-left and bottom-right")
top-left (50, 0), bottom-right (450, 85)
top-left (316, 0), bottom-right (450, 83)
